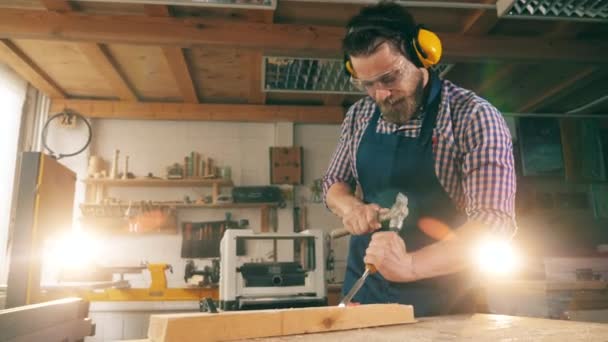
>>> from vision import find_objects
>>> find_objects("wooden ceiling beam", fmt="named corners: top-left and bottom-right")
top-left (50, 99), bottom-right (344, 124)
top-left (143, 5), bottom-right (199, 103)
top-left (143, 4), bottom-right (171, 17)
top-left (248, 50), bottom-right (266, 105)
top-left (514, 22), bottom-right (593, 112)
top-left (0, 39), bottom-right (66, 98)
top-left (78, 43), bottom-right (138, 101)
top-left (474, 63), bottom-right (517, 95)
top-left (162, 47), bottom-right (199, 103)
top-left (43, 0), bottom-right (137, 101)
top-left (1, 9), bottom-right (608, 64)
top-left (460, 1), bottom-right (498, 35)
top-left (517, 67), bottom-right (604, 113)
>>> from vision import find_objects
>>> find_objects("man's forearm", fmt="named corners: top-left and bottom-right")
top-left (326, 182), bottom-right (363, 218)
top-left (408, 220), bottom-right (486, 281)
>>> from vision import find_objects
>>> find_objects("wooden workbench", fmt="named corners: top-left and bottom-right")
top-left (126, 313), bottom-right (608, 342)
top-left (233, 314), bottom-right (608, 341)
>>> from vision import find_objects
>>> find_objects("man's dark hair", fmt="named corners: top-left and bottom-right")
top-left (343, 1), bottom-right (417, 60)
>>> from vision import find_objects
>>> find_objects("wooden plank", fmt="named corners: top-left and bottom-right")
top-left (0, 39), bottom-right (66, 98)
top-left (473, 23), bottom-right (573, 97)
top-left (78, 42), bottom-right (138, 101)
top-left (143, 4), bottom-right (171, 17)
top-left (105, 44), bottom-right (181, 101)
top-left (147, 304), bottom-right (415, 342)
top-left (460, 1), bottom-right (498, 34)
top-left (163, 47), bottom-right (198, 103)
top-left (50, 99), bottom-right (344, 124)
top-left (248, 50), bottom-right (265, 104)
top-left (1, 9), bottom-right (608, 63)
top-left (12, 39), bottom-right (115, 98)
top-left (260, 206), bottom-right (270, 232)
top-left (141, 4), bottom-right (198, 103)
top-left (0, 297), bottom-right (89, 340)
top-left (187, 46), bottom-right (249, 103)
top-left (322, 94), bottom-right (345, 106)
top-left (517, 66), bottom-right (598, 113)
top-left (511, 21), bottom-right (593, 112)
top-left (40, 0), bottom-right (73, 12)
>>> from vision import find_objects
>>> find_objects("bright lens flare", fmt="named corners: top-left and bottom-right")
top-left (474, 238), bottom-right (519, 275)
top-left (44, 231), bottom-right (99, 270)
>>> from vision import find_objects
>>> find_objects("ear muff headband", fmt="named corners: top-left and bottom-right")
top-left (344, 24), bottom-right (442, 76)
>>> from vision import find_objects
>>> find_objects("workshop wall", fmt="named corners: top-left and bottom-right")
top-left (294, 124), bottom-right (348, 283)
top-left (45, 118), bottom-right (346, 288)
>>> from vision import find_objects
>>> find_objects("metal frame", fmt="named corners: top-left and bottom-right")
top-left (497, 0), bottom-right (608, 23)
top-left (263, 56), bottom-right (364, 95)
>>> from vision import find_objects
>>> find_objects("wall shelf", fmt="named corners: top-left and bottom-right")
top-left (81, 177), bottom-right (277, 233)
top-left (82, 178), bottom-right (233, 187)
top-left (80, 202), bottom-right (279, 210)
top-left (83, 177), bottom-right (233, 205)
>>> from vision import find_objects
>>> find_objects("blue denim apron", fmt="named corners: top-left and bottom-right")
top-left (343, 73), bottom-right (473, 317)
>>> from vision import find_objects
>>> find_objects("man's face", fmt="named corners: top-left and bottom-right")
top-left (350, 42), bottom-right (427, 125)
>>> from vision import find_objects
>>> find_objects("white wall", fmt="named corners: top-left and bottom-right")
top-left (295, 124), bottom-right (346, 283)
top-left (0, 64), bottom-right (27, 285)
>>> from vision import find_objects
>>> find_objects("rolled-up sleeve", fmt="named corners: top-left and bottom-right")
top-left (322, 106), bottom-right (357, 204)
top-left (461, 103), bottom-right (517, 237)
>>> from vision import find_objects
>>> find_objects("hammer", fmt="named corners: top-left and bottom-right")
top-left (337, 192), bottom-right (409, 307)
top-left (330, 192), bottom-right (409, 239)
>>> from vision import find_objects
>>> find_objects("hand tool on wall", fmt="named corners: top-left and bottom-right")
top-left (330, 192), bottom-right (409, 239)
top-left (337, 193), bottom-right (408, 307)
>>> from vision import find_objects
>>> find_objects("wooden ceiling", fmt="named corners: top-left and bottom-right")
top-left (0, 0), bottom-right (607, 124)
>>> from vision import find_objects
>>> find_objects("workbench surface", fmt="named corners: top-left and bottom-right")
top-left (237, 314), bottom-right (608, 341)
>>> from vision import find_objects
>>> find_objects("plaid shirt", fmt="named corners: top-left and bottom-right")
top-left (323, 79), bottom-right (517, 236)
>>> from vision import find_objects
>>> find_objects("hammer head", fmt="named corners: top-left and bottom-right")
top-left (385, 192), bottom-right (409, 231)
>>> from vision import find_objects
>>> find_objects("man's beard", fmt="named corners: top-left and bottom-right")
top-left (378, 77), bottom-right (425, 125)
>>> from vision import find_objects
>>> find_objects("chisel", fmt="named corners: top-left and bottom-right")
top-left (338, 264), bottom-right (376, 307)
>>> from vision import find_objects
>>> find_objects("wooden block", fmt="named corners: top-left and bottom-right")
top-left (270, 146), bottom-right (303, 185)
top-left (260, 206), bottom-right (270, 233)
top-left (148, 304), bottom-right (415, 342)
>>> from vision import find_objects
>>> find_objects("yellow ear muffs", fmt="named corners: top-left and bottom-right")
top-left (344, 58), bottom-right (356, 77)
top-left (413, 28), bottom-right (442, 68)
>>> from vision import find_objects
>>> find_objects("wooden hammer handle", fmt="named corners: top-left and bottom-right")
top-left (330, 211), bottom-right (392, 239)
top-left (330, 228), bottom-right (350, 239)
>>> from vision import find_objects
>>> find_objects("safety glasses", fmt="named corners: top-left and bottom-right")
top-left (349, 58), bottom-right (410, 92)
